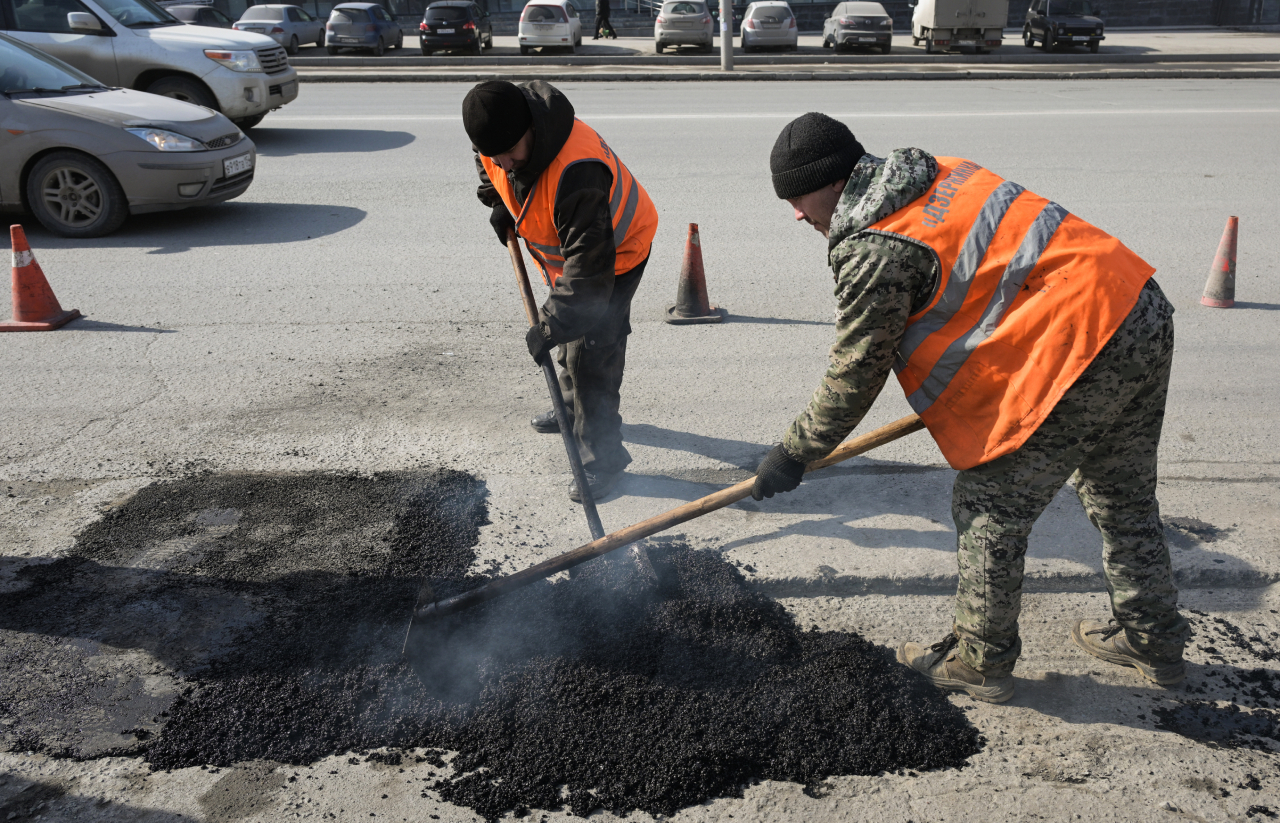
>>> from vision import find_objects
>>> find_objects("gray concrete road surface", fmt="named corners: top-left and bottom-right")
top-left (3, 79), bottom-right (1280, 820)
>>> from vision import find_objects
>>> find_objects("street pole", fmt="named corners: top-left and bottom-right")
top-left (719, 0), bottom-right (733, 70)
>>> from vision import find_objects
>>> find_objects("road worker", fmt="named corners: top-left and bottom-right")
top-left (753, 112), bottom-right (1189, 703)
top-left (462, 80), bottom-right (658, 503)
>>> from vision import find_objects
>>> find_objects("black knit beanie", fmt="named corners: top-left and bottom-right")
top-left (462, 81), bottom-right (533, 156)
top-left (770, 113), bottom-right (864, 199)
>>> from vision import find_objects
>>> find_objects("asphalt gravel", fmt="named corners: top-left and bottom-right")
top-left (1, 470), bottom-right (984, 820)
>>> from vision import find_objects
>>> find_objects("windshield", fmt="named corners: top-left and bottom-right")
top-left (748, 4), bottom-right (789, 19)
top-left (425, 5), bottom-right (467, 19)
top-left (0, 34), bottom-right (108, 95)
top-left (95, 0), bottom-right (180, 28)
top-left (329, 7), bottom-right (367, 22)
top-left (522, 5), bottom-right (565, 22)
top-left (1049, 0), bottom-right (1097, 15)
top-left (239, 5), bottom-right (281, 19)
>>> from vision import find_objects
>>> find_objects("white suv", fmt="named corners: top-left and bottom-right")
top-left (1, 0), bottom-right (300, 128)
top-left (517, 0), bottom-right (581, 55)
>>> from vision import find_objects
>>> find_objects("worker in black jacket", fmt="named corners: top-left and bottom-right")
top-left (463, 80), bottom-right (658, 502)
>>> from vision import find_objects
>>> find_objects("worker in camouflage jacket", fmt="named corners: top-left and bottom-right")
top-left (753, 112), bottom-right (1189, 703)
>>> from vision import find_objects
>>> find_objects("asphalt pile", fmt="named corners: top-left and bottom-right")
top-left (1, 470), bottom-right (983, 820)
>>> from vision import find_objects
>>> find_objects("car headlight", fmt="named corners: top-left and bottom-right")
top-left (203, 49), bottom-right (262, 72)
top-left (125, 127), bottom-right (206, 152)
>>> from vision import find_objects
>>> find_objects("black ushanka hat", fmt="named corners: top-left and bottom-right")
top-left (462, 81), bottom-right (533, 157)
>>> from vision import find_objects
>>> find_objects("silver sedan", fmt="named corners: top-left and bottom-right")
top-left (233, 4), bottom-right (325, 54)
top-left (0, 33), bottom-right (256, 237)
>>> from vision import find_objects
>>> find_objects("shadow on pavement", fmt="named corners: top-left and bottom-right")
top-left (0, 779), bottom-right (193, 822)
top-left (62, 319), bottom-right (176, 333)
top-left (725, 313), bottom-right (834, 326)
top-left (23, 202), bottom-right (367, 255)
top-left (248, 127), bottom-right (416, 157)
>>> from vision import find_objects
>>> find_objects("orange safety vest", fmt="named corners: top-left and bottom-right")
top-left (481, 119), bottom-right (658, 288)
top-left (867, 157), bottom-right (1155, 470)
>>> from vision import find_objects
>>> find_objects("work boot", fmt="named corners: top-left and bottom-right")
top-left (897, 634), bottom-right (1014, 704)
top-left (568, 470), bottom-right (622, 503)
top-left (1071, 619), bottom-right (1186, 686)
top-left (531, 409), bottom-right (572, 434)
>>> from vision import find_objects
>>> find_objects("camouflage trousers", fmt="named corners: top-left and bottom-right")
top-left (951, 279), bottom-right (1190, 677)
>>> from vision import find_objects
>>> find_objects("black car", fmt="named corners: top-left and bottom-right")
top-left (420, 0), bottom-right (492, 55)
top-left (1023, 0), bottom-right (1105, 52)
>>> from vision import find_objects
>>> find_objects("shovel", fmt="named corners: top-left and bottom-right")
top-left (403, 412), bottom-right (925, 651)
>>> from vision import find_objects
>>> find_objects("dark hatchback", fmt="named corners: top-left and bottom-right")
top-left (419, 0), bottom-right (492, 54)
top-left (1023, 0), bottom-right (1105, 52)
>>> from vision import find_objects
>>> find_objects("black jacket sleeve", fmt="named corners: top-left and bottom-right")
top-left (540, 159), bottom-right (619, 344)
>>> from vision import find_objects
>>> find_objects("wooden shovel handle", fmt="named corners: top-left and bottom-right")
top-left (412, 413), bottom-right (925, 619)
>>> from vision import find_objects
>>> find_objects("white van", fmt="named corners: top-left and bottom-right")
top-left (1, 0), bottom-right (300, 128)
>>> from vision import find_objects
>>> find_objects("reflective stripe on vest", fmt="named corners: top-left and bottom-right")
top-left (480, 119), bottom-right (658, 287)
top-left (869, 157), bottom-right (1155, 470)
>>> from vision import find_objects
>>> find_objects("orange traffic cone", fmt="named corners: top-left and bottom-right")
top-left (1, 225), bottom-right (81, 332)
top-left (1200, 216), bottom-right (1237, 308)
top-left (665, 223), bottom-right (725, 325)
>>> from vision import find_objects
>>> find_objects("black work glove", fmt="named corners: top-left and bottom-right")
top-left (525, 323), bottom-right (555, 367)
top-left (752, 444), bottom-right (807, 501)
top-left (490, 203), bottom-right (516, 245)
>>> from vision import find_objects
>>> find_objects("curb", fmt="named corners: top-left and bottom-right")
top-left (298, 67), bottom-right (1280, 81)
top-left (289, 52), bottom-right (1280, 68)
top-left (753, 568), bottom-right (1280, 598)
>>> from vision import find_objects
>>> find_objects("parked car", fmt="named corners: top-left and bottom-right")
top-left (234, 4), bottom-right (324, 54)
top-left (325, 2), bottom-right (402, 55)
top-left (1023, 0), bottom-right (1104, 52)
top-left (419, 0), bottom-right (491, 55)
top-left (0, 0), bottom-right (298, 129)
top-left (654, 0), bottom-right (712, 53)
top-left (822, 0), bottom-right (892, 53)
top-left (0, 33), bottom-right (255, 237)
top-left (740, 1), bottom-right (797, 52)
top-left (167, 3), bottom-right (235, 28)
top-left (517, 0), bottom-right (581, 55)
top-left (909, 0), bottom-right (1006, 53)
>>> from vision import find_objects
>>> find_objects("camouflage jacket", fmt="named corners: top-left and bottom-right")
top-left (782, 148), bottom-right (940, 464)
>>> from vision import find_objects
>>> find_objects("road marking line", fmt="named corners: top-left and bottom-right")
top-left (267, 108), bottom-right (1280, 122)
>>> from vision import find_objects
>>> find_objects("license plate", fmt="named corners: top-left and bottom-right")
top-left (338, 36), bottom-right (359, 41)
top-left (535, 23), bottom-right (551, 30)
top-left (246, 26), bottom-right (264, 32)
top-left (224, 152), bottom-right (253, 177)
top-left (858, 36), bottom-right (875, 41)
top-left (1073, 35), bottom-right (1089, 40)
top-left (437, 27), bottom-right (454, 32)
top-left (957, 39), bottom-right (976, 44)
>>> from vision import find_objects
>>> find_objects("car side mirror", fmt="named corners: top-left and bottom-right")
top-left (67, 11), bottom-right (105, 32)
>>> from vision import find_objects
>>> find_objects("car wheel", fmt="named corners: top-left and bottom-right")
top-left (421, 44), bottom-right (432, 55)
top-left (485, 32), bottom-right (493, 49)
top-left (1089, 39), bottom-right (1099, 53)
top-left (287, 34), bottom-right (299, 54)
top-left (1042, 31), bottom-right (1053, 50)
top-left (566, 41), bottom-right (575, 54)
top-left (26, 151), bottom-right (128, 239)
top-left (372, 37), bottom-right (385, 56)
top-left (880, 42), bottom-right (891, 54)
top-left (233, 113), bottom-right (266, 130)
top-left (821, 35), bottom-right (831, 48)
top-left (655, 42), bottom-right (664, 53)
top-left (317, 31), bottom-right (325, 47)
top-left (1022, 26), bottom-right (1034, 47)
top-left (470, 38), bottom-right (482, 55)
top-left (924, 39), bottom-right (933, 53)
top-left (326, 45), bottom-right (340, 54)
top-left (519, 45), bottom-right (530, 55)
top-left (145, 75), bottom-right (217, 110)
top-left (397, 32), bottom-right (404, 48)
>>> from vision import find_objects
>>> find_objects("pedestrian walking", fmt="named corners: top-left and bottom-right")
top-left (594, 0), bottom-right (614, 39)
top-left (753, 112), bottom-right (1190, 703)
top-left (462, 80), bottom-right (658, 503)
